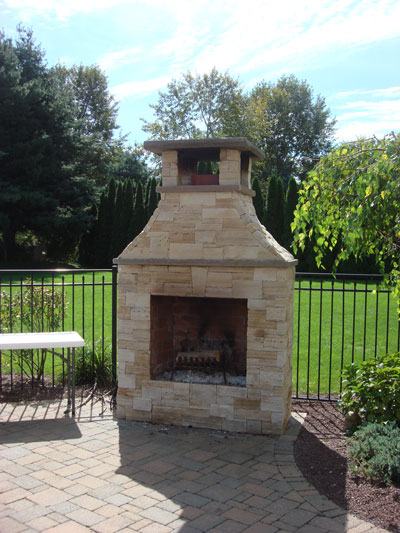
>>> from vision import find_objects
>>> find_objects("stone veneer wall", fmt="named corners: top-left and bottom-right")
top-left (117, 260), bottom-right (294, 435)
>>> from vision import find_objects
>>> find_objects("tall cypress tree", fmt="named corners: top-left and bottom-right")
top-left (131, 181), bottom-right (146, 238)
top-left (144, 178), bottom-right (151, 210)
top-left (78, 203), bottom-right (98, 266)
top-left (251, 176), bottom-right (264, 222)
top-left (109, 181), bottom-right (124, 262)
top-left (263, 176), bottom-right (285, 245)
top-left (283, 177), bottom-right (299, 250)
top-left (147, 178), bottom-right (158, 220)
top-left (123, 179), bottom-right (135, 245)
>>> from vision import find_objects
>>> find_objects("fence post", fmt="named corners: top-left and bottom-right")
top-left (111, 264), bottom-right (118, 385)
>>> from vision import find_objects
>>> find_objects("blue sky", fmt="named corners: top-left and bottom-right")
top-left (1, 0), bottom-right (399, 147)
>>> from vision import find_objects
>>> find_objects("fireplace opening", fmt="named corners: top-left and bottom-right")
top-left (150, 295), bottom-right (247, 386)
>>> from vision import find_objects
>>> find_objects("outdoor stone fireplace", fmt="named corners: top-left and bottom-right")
top-left (115, 138), bottom-right (297, 434)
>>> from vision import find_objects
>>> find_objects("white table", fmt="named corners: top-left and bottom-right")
top-left (0, 332), bottom-right (85, 415)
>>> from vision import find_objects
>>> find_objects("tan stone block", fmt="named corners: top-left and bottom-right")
top-left (223, 246), bottom-right (259, 260)
top-left (209, 403), bottom-right (234, 418)
top-left (254, 268), bottom-right (277, 281)
top-left (259, 370), bottom-right (284, 386)
top-left (169, 243), bottom-right (203, 259)
top-left (118, 306), bottom-right (131, 320)
top-left (151, 272), bottom-right (191, 283)
top-left (173, 382), bottom-right (190, 395)
top-left (234, 398), bottom-right (261, 410)
top-left (266, 307), bottom-right (287, 321)
top-left (131, 308), bottom-right (150, 320)
top-left (132, 397), bottom-right (152, 412)
top-left (118, 319), bottom-right (134, 334)
top-left (217, 385), bottom-right (247, 398)
top-left (116, 404), bottom-right (126, 418)
top-left (220, 148), bottom-right (240, 161)
top-left (163, 283), bottom-right (193, 296)
top-left (124, 363), bottom-right (136, 374)
top-left (162, 150), bottom-right (178, 162)
top-left (189, 384), bottom-right (216, 406)
top-left (205, 286), bottom-right (233, 298)
top-left (118, 349), bottom-right (134, 363)
top-left (202, 207), bottom-right (238, 219)
top-left (195, 231), bottom-right (216, 244)
top-left (126, 408), bottom-right (151, 422)
top-left (222, 418), bottom-right (246, 432)
top-left (168, 266), bottom-right (191, 272)
top-left (191, 267), bottom-right (207, 297)
top-left (246, 371), bottom-right (260, 387)
top-left (126, 293), bottom-right (150, 308)
top-left (261, 421), bottom-right (273, 435)
top-left (202, 246), bottom-right (223, 260)
top-left (232, 280), bottom-right (262, 299)
top-left (152, 406), bottom-right (183, 425)
top-left (207, 271), bottom-right (233, 287)
top-left (219, 173), bottom-right (240, 186)
top-left (142, 386), bottom-right (162, 401)
top-left (169, 232), bottom-right (196, 243)
top-left (180, 192), bottom-right (216, 206)
top-left (162, 176), bottom-right (178, 186)
top-left (118, 373), bottom-right (136, 389)
top-left (246, 420), bottom-right (262, 434)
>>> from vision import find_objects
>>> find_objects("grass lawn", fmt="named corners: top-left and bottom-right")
top-left (293, 278), bottom-right (399, 397)
top-left (0, 271), bottom-right (398, 396)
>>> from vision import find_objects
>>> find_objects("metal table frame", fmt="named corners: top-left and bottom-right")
top-left (0, 331), bottom-right (85, 415)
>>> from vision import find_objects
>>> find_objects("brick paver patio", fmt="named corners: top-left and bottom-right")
top-left (0, 397), bottom-right (386, 532)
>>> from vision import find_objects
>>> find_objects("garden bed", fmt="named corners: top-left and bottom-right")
top-left (293, 400), bottom-right (400, 533)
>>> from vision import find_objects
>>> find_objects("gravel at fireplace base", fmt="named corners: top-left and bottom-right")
top-left (155, 369), bottom-right (246, 386)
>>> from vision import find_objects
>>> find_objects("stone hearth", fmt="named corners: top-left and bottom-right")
top-left (115, 138), bottom-right (297, 434)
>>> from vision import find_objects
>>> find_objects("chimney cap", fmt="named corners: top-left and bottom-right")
top-left (143, 137), bottom-right (264, 160)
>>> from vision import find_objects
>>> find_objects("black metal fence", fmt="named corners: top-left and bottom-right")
top-left (0, 268), bottom-right (398, 399)
top-left (0, 267), bottom-right (117, 392)
top-left (293, 272), bottom-right (399, 400)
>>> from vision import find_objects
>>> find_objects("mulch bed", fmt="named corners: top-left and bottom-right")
top-left (293, 400), bottom-right (400, 533)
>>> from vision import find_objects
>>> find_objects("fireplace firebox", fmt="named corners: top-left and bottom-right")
top-left (115, 138), bottom-right (297, 434)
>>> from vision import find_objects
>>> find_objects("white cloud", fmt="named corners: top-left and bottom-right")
top-left (111, 75), bottom-right (171, 100)
top-left (99, 47), bottom-right (142, 72)
top-left (335, 87), bottom-right (400, 99)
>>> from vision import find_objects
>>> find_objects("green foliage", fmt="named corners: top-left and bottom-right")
top-left (283, 177), bottom-right (299, 250)
top-left (142, 68), bottom-right (246, 139)
top-left (264, 176), bottom-right (285, 245)
top-left (147, 178), bottom-right (159, 219)
top-left (292, 133), bottom-right (400, 304)
top-left (348, 422), bottom-right (400, 486)
top-left (131, 181), bottom-right (146, 238)
top-left (339, 352), bottom-right (400, 424)
top-left (75, 344), bottom-right (113, 388)
top-left (251, 176), bottom-right (265, 222)
top-left (0, 286), bottom-right (68, 381)
top-left (247, 75), bottom-right (336, 185)
top-left (0, 27), bottom-right (96, 262)
top-left (197, 161), bottom-right (214, 174)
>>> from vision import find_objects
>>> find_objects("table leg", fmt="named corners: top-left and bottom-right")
top-left (66, 348), bottom-right (71, 413)
top-left (72, 347), bottom-right (76, 416)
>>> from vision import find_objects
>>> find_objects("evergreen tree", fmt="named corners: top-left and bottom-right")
top-left (131, 181), bottom-right (146, 238)
top-left (144, 178), bottom-right (151, 210)
top-left (109, 181), bottom-right (124, 262)
top-left (251, 176), bottom-right (264, 223)
top-left (283, 177), bottom-right (299, 250)
top-left (78, 203), bottom-right (98, 266)
top-left (263, 176), bottom-right (285, 245)
top-left (147, 178), bottom-right (159, 221)
top-left (122, 179), bottom-right (135, 246)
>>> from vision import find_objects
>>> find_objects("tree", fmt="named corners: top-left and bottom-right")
top-left (251, 176), bottom-right (265, 223)
top-left (55, 63), bottom-right (121, 185)
top-left (247, 75), bottom-right (336, 185)
top-left (106, 145), bottom-right (151, 184)
top-left (147, 178), bottom-right (159, 220)
top-left (292, 133), bottom-right (400, 303)
top-left (0, 26), bottom-right (95, 262)
top-left (130, 182), bottom-right (146, 238)
top-left (263, 176), bottom-right (285, 245)
top-left (283, 177), bottom-right (299, 250)
top-left (142, 68), bottom-right (246, 139)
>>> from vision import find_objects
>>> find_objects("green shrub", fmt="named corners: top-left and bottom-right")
top-left (197, 161), bottom-right (214, 174)
top-left (75, 344), bottom-right (114, 388)
top-left (338, 352), bottom-right (400, 424)
top-left (0, 286), bottom-right (68, 381)
top-left (348, 422), bottom-right (400, 486)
